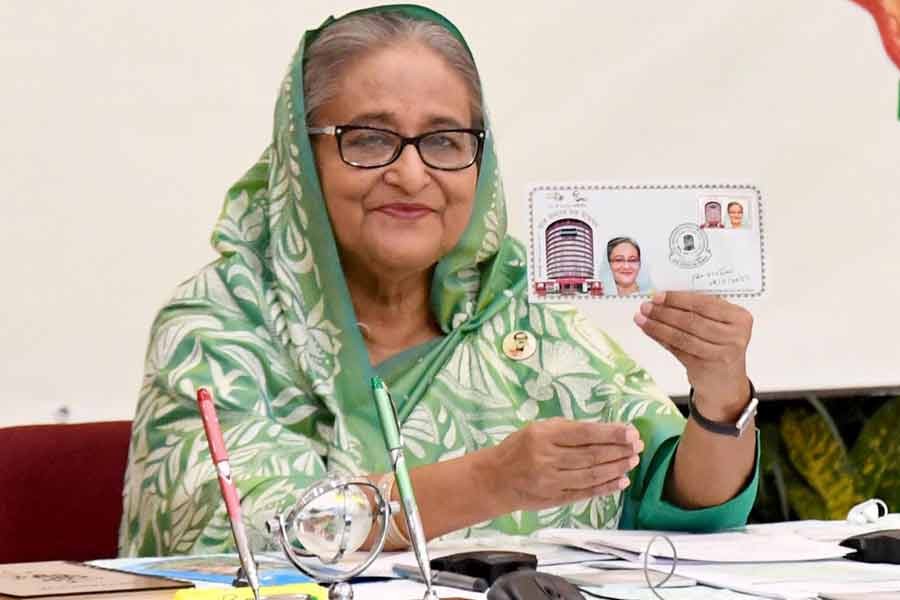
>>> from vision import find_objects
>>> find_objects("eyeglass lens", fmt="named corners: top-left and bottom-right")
top-left (340, 128), bottom-right (479, 169)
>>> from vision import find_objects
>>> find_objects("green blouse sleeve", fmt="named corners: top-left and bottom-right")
top-left (619, 414), bottom-right (760, 532)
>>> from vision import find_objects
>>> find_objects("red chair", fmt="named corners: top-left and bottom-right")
top-left (0, 421), bottom-right (133, 563)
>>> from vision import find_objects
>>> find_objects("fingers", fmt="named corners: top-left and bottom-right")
top-left (652, 291), bottom-right (736, 324)
top-left (503, 418), bottom-right (645, 511)
top-left (652, 292), bottom-right (753, 332)
top-left (637, 311), bottom-right (721, 359)
top-left (547, 419), bottom-right (640, 448)
top-left (636, 291), bottom-right (753, 358)
top-left (557, 453), bottom-right (639, 492)
top-left (557, 442), bottom-right (643, 471)
top-left (558, 476), bottom-right (631, 505)
top-left (638, 301), bottom-right (732, 345)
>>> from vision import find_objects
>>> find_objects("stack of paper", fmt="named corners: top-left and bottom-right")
top-left (534, 528), bottom-right (900, 599)
top-left (534, 528), bottom-right (851, 563)
top-left (745, 514), bottom-right (900, 543)
top-left (675, 560), bottom-right (900, 600)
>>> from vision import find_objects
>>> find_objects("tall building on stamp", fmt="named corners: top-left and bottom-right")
top-left (535, 218), bottom-right (602, 296)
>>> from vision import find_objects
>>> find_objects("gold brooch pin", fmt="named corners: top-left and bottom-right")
top-left (502, 330), bottom-right (536, 361)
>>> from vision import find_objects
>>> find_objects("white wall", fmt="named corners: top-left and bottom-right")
top-left (2, 1), bottom-right (899, 426)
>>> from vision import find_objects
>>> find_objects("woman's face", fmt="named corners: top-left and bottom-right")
top-left (311, 42), bottom-right (478, 280)
top-left (610, 242), bottom-right (640, 288)
top-left (728, 204), bottom-right (744, 227)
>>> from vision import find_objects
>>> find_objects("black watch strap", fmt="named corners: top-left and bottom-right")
top-left (688, 379), bottom-right (758, 437)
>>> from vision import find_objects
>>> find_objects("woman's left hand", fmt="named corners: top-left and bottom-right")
top-left (634, 291), bottom-right (753, 417)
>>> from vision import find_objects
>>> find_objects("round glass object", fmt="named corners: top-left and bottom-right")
top-left (288, 483), bottom-right (374, 561)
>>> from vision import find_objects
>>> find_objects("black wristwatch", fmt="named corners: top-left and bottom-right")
top-left (688, 379), bottom-right (758, 437)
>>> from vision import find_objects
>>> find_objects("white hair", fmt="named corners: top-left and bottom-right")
top-left (303, 11), bottom-right (483, 126)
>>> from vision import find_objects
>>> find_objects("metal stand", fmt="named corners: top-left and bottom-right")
top-left (267, 478), bottom-right (391, 600)
top-left (232, 564), bottom-right (257, 588)
top-left (327, 581), bottom-right (353, 600)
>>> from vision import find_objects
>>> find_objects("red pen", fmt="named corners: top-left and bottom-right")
top-left (197, 387), bottom-right (262, 600)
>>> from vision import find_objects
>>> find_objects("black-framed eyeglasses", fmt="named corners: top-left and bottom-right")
top-left (307, 125), bottom-right (485, 171)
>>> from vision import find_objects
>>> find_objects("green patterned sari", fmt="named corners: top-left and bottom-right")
top-left (119, 4), bottom-right (756, 557)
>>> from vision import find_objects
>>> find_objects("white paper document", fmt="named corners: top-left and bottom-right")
top-left (675, 560), bottom-right (900, 600)
top-left (535, 528), bottom-right (851, 563)
top-left (575, 587), bottom-right (770, 600)
top-left (745, 514), bottom-right (900, 543)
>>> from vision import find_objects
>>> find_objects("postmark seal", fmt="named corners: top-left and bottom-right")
top-left (669, 223), bottom-right (711, 268)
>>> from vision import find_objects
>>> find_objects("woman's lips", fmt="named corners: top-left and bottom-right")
top-left (376, 204), bottom-right (435, 219)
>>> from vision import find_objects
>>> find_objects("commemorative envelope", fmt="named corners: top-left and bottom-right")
top-left (527, 183), bottom-right (765, 302)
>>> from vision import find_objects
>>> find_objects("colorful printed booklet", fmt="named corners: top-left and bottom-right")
top-left (91, 554), bottom-right (310, 587)
top-left (527, 183), bottom-right (765, 302)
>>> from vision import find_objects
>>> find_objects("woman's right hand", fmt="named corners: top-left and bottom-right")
top-left (482, 417), bottom-right (644, 513)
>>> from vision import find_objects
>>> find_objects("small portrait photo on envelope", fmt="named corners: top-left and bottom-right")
top-left (698, 197), bottom-right (726, 229)
top-left (725, 198), bottom-right (751, 230)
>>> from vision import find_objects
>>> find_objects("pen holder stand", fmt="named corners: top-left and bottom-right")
top-left (267, 477), bottom-right (390, 600)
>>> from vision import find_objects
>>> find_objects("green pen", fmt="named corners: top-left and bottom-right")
top-left (371, 376), bottom-right (436, 599)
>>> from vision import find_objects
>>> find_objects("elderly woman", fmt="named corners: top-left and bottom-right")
top-left (119, 5), bottom-right (758, 556)
top-left (728, 201), bottom-right (745, 228)
top-left (607, 237), bottom-right (648, 296)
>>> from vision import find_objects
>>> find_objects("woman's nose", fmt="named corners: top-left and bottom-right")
top-left (384, 144), bottom-right (430, 193)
